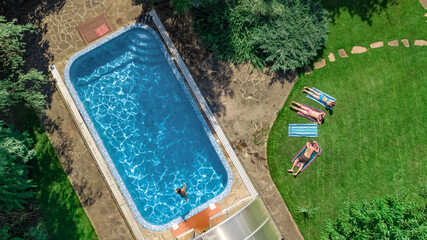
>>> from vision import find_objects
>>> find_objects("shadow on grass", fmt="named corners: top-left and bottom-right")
top-left (13, 109), bottom-right (98, 240)
top-left (321, 0), bottom-right (398, 24)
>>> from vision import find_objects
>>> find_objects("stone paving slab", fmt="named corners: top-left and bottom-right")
top-left (338, 48), bottom-right (349, 58)
top-left (401, 39), bottom-right (410, 47)
top-left (388, 40), bottom-right (399, 46)
top-left (314, 59), bottom-right (326, 69)
top-left (328, 52), bottom-right (336, 62)
top-left (370, 41), bottom-right (384, 48)
top-left (351, 46), bottom-right (368, 54)
top-left (414, 39), bottom-right (427, 46)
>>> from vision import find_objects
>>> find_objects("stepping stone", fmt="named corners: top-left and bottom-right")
top-left (425, 13), bottom-right (427, 17)
top-left (388, 40), bottom-right (399, 46)
top-left (338, 49), bottom-right (349, 58)
top-left (351, 46), bottom-right (368, 54)
top-left (328, 52), bottom-right (336, 62)
top-left (314, 59), bottom-right (326, 69)
top-left (370, 41), bottom-right (384, 48)
top-left (401, 39), bottom-right (410, 47)
top-left (305, 65), bottom-right (313, 74)
top-left (414, 40), bottom-right (427, 46)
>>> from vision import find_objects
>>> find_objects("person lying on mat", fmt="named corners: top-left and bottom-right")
top-left (288, 141), bottom-right (319, 176)
top-left (175, 183), bottom-right (188, 201)
top-left (303, 87), bottom-right (335, 108)
top-left (290, 101), bottom-right (326, 124)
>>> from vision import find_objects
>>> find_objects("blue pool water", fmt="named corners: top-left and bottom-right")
top-left (64, 24), bottom-right (232, 230)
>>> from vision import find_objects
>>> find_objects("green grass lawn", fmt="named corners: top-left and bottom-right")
top-left (320, 0), bottom-right (427, 58)
top-left (15, 112), bottom-right (98, 240)
top-left (267, 1), bottom-right (427, 239)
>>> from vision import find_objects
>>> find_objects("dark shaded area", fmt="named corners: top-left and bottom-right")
top-left (137, 0), bottom-right (235, 117)
top-left (41, 115), bottom-right (75, 176)
top-left (0, 0), bottom-right (66, 110)
top-left (321, 0), bottom-right (398, 24)
top-left (269, 70), bottom-right (298, 87)
top-left (12, 107), bottom-right (98, 239)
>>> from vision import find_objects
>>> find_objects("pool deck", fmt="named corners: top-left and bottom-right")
top-left (39, 0), bottom-right (301, 239)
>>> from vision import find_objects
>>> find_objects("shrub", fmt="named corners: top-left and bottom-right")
top-left (195, 0), bottom-right (329, 72)
top-left (322, 194), bottom-right (427, 239)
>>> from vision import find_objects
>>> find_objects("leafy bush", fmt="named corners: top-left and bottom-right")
top-left (137, 0), bottom-right (212, 15)
top-left (195, 0), bottom-right (329, 72)
top-left (0, 125), bottom-right (35, 212)
top-left (0, 16), bottom-right (48, 114)
top-left (322, 194), bottom-right (427, 239)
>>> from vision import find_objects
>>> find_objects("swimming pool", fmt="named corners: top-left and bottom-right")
top-left (64, 24), bottom-right (233, 231)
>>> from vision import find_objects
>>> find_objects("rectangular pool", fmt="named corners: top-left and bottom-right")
top-left (64, 24), bottom-right (233, 231)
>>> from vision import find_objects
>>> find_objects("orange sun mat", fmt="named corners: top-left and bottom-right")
top-left (170, 204), bottom-right (222, 238)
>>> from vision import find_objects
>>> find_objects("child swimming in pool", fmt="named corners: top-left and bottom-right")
top-left (175, 183), bottom-right (188, 201)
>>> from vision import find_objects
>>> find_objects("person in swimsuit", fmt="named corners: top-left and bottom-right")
top-left (288, 141), bottom-right (320, 176)
top-left (290, 101), bottom-right (326, 125)
top-left (303, 87), bottom-right (335, 108)
top-left (175, 183), bottom-right (188, 201)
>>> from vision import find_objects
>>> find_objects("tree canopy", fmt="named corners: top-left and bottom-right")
top-left (0, 126), bottom-right (35, 212)
top-left (195, 0), bottom-right (329, 72)
top-left (0, 15), bottom-right (49, 238)
top-left (0, 16), bottom-right (48, 114)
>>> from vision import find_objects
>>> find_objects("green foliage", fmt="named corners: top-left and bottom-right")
top-left (170, 0), bottom-right (194, 14)
top-left (195, 0), bottom-right (329, 72)
top-left (0, 224), bottom-right (48, 240)
top-left (23, 226), bottom-right (48, 240)
top-left (0, 124), bottom-right (35, 212)
top-left (136, 0), bottom-right (212, 15)
top-left (0, 226), bottom-right (11, 240)
top-left (322, 195), bottom-right (427, 240)
top-left (297, 203), bottom-right (319, 221)
top-left (0, 16), bottom-right (48, 114)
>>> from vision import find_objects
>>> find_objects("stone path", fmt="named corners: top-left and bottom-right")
top-left (313, 38), bottom-right (426, 70)
top-left (419, 0), bottom-right (427, 9)
top-left (351, 46), bottom-right (368, 54)
top-left (338, 48), bottom-right (349, 58)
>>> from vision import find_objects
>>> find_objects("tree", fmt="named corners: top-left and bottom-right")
top-left (137, 0), bottom-right (213, 15)
top-left (0, 125), bottom-right (35, 212)
top-left (0, 16), bottom-right (48, 114)
top-left (195, 0), bottom-right (329, 72)
top-left (0, 15), bottom-right (50, 239)
top-left (322, 194), bottom-right (427, 239)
